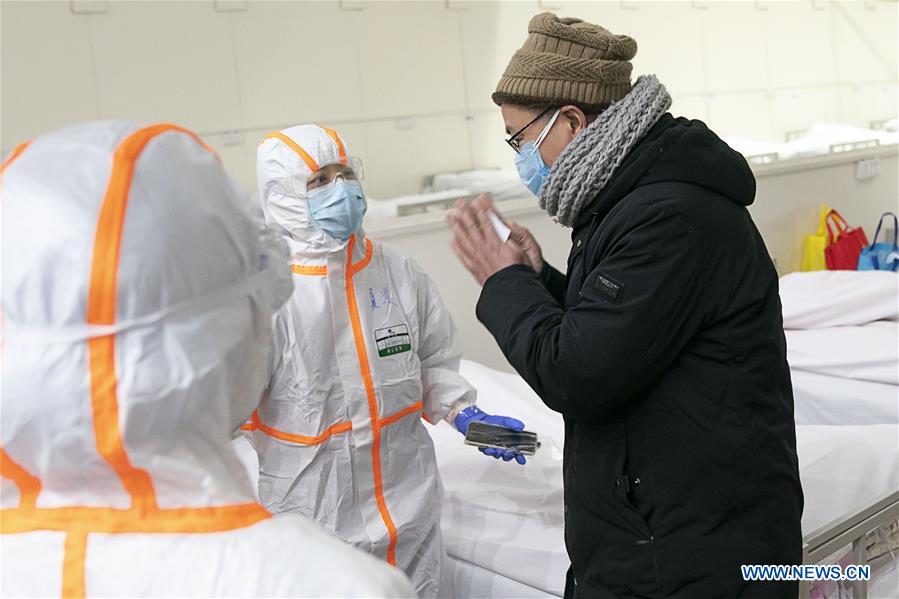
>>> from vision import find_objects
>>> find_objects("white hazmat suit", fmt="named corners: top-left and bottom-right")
top-left (0, 122), bottom-right (414, 599)
top-left (250, 125), bottom-right (477, 597)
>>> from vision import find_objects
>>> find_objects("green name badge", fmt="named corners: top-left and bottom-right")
top-left (374, 324), bottom-right (412, 357)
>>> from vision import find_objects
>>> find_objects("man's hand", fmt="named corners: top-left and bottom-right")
top-left (473, 195), bottom-right (545, 272)
top-left (447, 195), bottom-right (530, 286)
top-left (502, 218), bottom-right (544, 273)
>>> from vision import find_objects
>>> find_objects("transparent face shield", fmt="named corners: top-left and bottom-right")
top-left (305, 157), bottom-right (365, 191)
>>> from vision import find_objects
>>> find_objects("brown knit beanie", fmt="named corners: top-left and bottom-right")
top-left (493, 12), bottom-right (638, 112)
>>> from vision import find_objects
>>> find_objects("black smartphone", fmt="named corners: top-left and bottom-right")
top-left (463, 421), bottom-right (540, 456)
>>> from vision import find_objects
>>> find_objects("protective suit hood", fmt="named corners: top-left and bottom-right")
top-left (257, 124), bottom-right (364, 261)
top-left (1, 121), bottom-right (292, 510)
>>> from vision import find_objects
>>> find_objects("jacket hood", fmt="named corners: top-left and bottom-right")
top-left (1, 121), bottom-right (289, 510)
top-left (575, 114), bottom-right (756, 228)
top-left (257, 124), bottom-right (366, 261)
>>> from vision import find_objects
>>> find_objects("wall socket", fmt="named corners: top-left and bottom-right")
top-left (856, 157), bottom-right (881, 181)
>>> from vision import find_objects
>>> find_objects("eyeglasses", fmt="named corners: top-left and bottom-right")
top-left (505, 107), bottom-right (554, 154)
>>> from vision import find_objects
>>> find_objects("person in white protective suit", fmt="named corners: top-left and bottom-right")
top-left (249, 124), bottom-right (528, 597)
top-left (0, 121), bottom-right (415, 599)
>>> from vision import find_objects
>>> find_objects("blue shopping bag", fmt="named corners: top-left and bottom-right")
top-left (857, 212), bottom-right (899, 272)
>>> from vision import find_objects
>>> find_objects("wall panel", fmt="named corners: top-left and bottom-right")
top-left (0, 1), bottom-right (98, 147)
top-left (231, 2), bottom-right (364, 129)
top-left (354, 1), bottom-right (467, 119)
top-left (89, 1), bottom-right (241, 132)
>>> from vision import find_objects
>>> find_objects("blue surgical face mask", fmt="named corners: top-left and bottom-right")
top-left (514, 109), bottom-right (561, 196)
top-left (307, 178), bottom-right (367, 241)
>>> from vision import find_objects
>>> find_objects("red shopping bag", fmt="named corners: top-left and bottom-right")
top-left (824, 210), bottom-right (868, 270)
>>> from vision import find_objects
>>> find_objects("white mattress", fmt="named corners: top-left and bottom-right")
top-left (792, 370), bottom-right (898, 425)
top-left (431, 360), bottom-right (899, 597)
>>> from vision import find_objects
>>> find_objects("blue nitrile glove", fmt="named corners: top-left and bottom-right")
top-left (454, 405), bottom-right (527, 465)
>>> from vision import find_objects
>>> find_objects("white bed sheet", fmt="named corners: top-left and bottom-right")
top-left (778, 124), bottom-right (899, 160)
top-left (786, 322), bottom-right (899, 385)
top-left (424, 169), bottom-right (530, 203)
top-left (725, 124), bottom-right (898, 162)
top-left (445, 556), bottom-right (552, 599)
top-left (792, 369), bottom-right (898, 425)
top-left (779, 271), bottom-right (899, 330)
top-left (432, 361), bottom-right (899, 597)
top-left (797, 424), bottom-right (899, 534)
top-left (432, 361), bottom-right (568, 596)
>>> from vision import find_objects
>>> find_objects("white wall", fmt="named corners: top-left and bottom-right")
top-left (2, 0), bottom-right (897, 199)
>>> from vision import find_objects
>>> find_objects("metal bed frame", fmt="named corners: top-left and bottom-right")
top-left (799, 489), bottom-right (899, 598)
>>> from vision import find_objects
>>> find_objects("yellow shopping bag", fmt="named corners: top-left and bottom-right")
top-left (801, 204), bottom-right (832, 271)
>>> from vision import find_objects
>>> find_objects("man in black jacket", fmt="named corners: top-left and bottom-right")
top-left (448, 12), bottom-right (803, 599)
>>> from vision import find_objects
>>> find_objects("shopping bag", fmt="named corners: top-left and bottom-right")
top-left (801, 205), bottom-right (831, 271)
top-left (858, 212), bottom-right (899, 272)
top-left (824, 210), bottom-right (868, 270)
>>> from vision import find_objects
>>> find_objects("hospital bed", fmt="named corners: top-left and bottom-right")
top-left (726, 122), bottom-right (899, 164)
top-left (433, 360), bottom-right (899, 599)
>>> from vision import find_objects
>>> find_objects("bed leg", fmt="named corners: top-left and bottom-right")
top-left (851, 536), bottom-right (868, 599)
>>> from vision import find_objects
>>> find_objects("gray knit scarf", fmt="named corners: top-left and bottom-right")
top-left (539, 75), bottom-right (672, 227)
